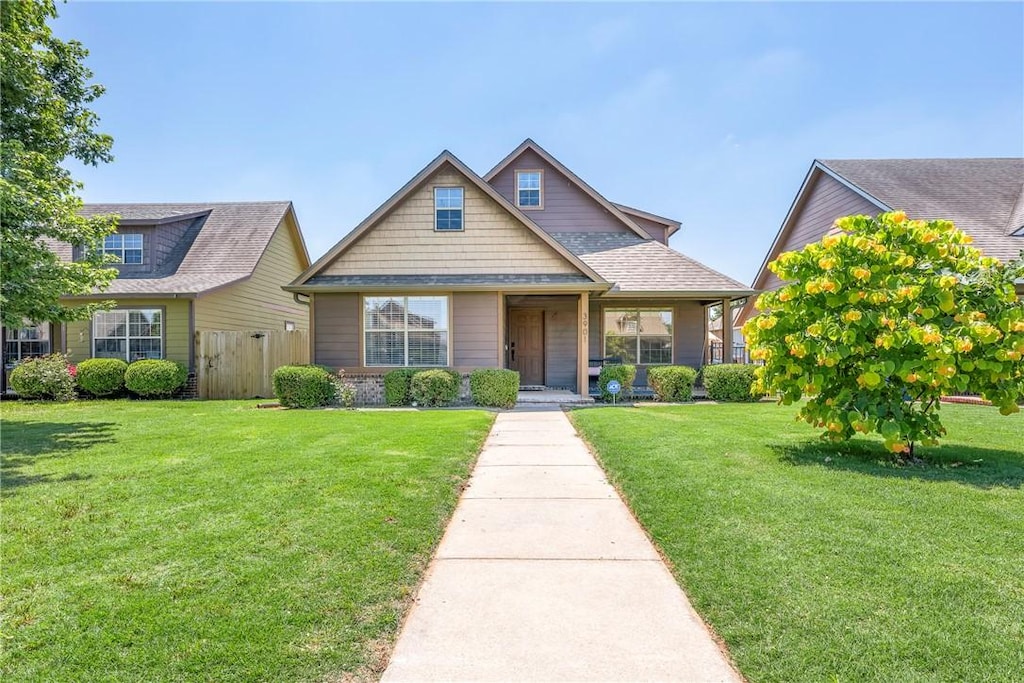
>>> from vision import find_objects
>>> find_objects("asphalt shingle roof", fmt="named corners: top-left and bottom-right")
top-left (820, 158), bottom-right (1024, 262)
top-left (550, 233), bottom-right (752, 294)
top-left (48, 202), bottom-right (292, 295)
top-left (304, 274), bottom-right (594, 287)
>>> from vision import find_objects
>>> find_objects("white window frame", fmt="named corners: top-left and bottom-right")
top-left (92, 309), bottom-right (163, 362)
top-left (363, 295), bottom-right (450, 367)
top-left (3, 324), bottom-right (51, 365)
top-left (602, 308), bottom-right (674, 365)
top-left (516, 170), bottom-right (543, 209)
top-left (102, 233), bottom-right (144, 264)
top-left (434, 187), bottom-right (464, 231)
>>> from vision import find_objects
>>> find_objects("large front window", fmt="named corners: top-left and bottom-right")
top-left (603, 309), bottom-right (673, 365)
top-left (93, 309), bottom-right (162, 362)
top-left (364, 296), bottom-right (449, 367)
top-left (4, 324), bottom-right (51, 366)
top-left (103, 233), bottom-right (144, 264)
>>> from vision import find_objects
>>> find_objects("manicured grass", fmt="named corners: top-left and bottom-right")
top-left (570, 402), bottom-right (1024, 683)
top-left (1, 401), bottom-right (493, 681)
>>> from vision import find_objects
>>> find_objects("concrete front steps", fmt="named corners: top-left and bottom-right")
top-left (515, 389), bottom-right (594, 406)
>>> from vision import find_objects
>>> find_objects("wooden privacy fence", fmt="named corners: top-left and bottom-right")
top-left (196, 330), bottom-right (310, 399)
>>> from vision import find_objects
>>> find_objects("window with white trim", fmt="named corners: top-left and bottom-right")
top-left (3, 324), bottom-right (51, 367)
top-left (93, 309), bottom-right (162, 362)
top-left (603, 309), bottom-right (673, 365)
top-left (102, 233), bottom-right (144, 264)
top-left (516, 170), bottom-right (542, 208)
top-left (434, 187), bottom-right (464, 231)
top-left (364, 296), bottom-right (448, 367)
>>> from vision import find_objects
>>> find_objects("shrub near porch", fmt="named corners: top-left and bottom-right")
top-left (571, 402), bottom-right (1024, 683)
top-left (1, 401), bottom-right (493, 680)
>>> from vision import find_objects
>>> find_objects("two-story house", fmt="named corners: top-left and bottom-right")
top-left (286, 140), bottom-right (755, 399)
top-left (3, 201), bottom-right (311, 395)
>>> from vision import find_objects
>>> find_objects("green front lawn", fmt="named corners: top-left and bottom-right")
top-left (571, 403), bottom-right (1023, 683)
top-left (1, 401), bottom-right (493, 681)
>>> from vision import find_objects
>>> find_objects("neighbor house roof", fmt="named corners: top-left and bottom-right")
top-left (48, 201), bottom-right (308, 297)
top-left (551, 233), bottom-right (753, 297)
top-left (818, 158), bottom-right (1024, 262)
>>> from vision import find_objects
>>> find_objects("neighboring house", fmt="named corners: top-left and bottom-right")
top-left (742, 157), bottom-right (1024, 323)
top-left (3, 202), bottom-right (311, 394)
top-left (286, 139), bottom-right (754, 398)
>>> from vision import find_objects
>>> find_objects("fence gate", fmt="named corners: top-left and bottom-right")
top-left (196, 330), bottom-right (310, 399)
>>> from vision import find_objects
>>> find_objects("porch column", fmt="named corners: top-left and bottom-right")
top-left (577, 292), bottom-right (589, 396)
top-left (721, 298), bottom-right (733, 364)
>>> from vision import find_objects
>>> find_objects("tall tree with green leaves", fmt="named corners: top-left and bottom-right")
top-left (744, 211), bottom-right (1024, 458)
top-left (1, 0), bottom-right (117, 329)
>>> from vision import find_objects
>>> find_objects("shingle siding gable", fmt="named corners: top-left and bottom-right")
top-left (489, 149), bottom-right (632, 235)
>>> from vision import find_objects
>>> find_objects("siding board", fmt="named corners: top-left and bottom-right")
top-left (490, 149), bottom-right (630, 235)
top-left (763, 173), bottom-right (880, 289)
top-left (322, 170), bottom-right (578, 276)
top-left (194, 216), bottom-right (309, 332)
top-left (313, 293), bottom-right (360, 368)
top-left (453, 292), bottom-right (499, 368)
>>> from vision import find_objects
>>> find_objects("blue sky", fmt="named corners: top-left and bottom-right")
top-left (56, 1), bottom-right (1023, 283)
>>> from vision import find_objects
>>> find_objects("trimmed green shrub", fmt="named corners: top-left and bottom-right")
top-left (76, 358), bottom-right (128, 396)
top-left (598, 364), bottom-right (636, 402)
top-left (272, 365), bottom-right (334, 408)
top-left (383, 368), bottom-right (422, 406)
top-left (124, 359), bottom-right (188, 398)
top-left (470, 369), bottom-right (519, 408)
top-left (9, 353), bottom-right (76, 401)
top-left (648, 365), bottom-right (698, 402)
top-left (702, 363), bottom-right (760, 402)
top-left (410, 369), bottom-right (461, 407)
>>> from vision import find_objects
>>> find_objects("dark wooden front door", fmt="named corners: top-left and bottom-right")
top-left (508, 309), bottom-right (544, 386)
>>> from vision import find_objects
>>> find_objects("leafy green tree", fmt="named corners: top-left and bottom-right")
top-left (1, 0), bottom-right (117, 329)
top-left (744, 211), bottom-right (1024, 457)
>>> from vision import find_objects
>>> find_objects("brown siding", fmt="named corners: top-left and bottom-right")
top-left (588, 298), bottom-right (706, 373)
top-left (489, 150), bottom-right (631, 234)
top-left (62, 298), bottom-right (192, 368)
top-left (322, 169), bottom-right (578, 276)
top-left (627, 214), bottom-right (669, 244)
top-left (194, 215), bottom-right (309, 332)
top-left (762, 173), bottom-right (880, 290)
top-left (453, 292), bottom-right (499, 368)
top-left (313, 293), bottom-right (360, 369)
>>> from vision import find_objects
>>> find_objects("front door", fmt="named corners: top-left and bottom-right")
top-left (508, 309), bottom-right (544, 386)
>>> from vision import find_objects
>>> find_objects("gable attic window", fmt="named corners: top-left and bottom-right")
top-left (516, 170), bottom-right (542, 208)
top-left (103, 233), bottom-right (144, 264)
top-left (434, 187), bottom-right (464, 231)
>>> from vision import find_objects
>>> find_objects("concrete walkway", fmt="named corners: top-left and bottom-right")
top-left (382, 408), bottom-right (741, 682)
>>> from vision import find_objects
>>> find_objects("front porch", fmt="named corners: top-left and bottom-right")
top-left (500, 293), bottom-right (737, 398)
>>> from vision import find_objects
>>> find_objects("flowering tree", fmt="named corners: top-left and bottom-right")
top-left (744, 212), bottom-right (1024, 457)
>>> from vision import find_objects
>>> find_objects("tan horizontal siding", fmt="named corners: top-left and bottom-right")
top-left (322, 170), bottom-right (578, 276)
top-left (61, 298), bottom-right (191, 368)
top-left (194, 216), bottom-right (309, 331)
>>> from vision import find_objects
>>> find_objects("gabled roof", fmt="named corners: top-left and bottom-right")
top-left (551, 233), bottom-right (753, 297)
top-left (612, 202), bottom-right (682, 238)
top-left (819, 158), bottom-right (1024, 261)
top-left (290, 150), bottom-right (607, 288)
top-left (752, 158), bottom-right (1024, 292)
top-left (50, 201), bottom-right (308, 297)
top-left (483, 139), bottom-right (653, 240)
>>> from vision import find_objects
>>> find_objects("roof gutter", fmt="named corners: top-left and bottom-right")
top-left (284, 282), bottom-right (612, 294)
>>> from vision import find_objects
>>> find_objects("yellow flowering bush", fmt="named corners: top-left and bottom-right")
top-left (744, 212), bottom-right (1024, 457)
